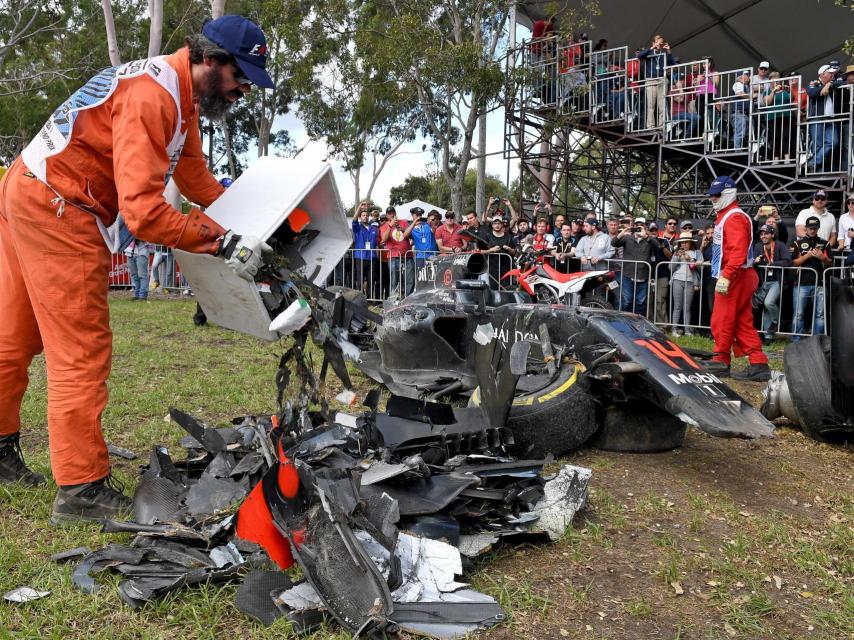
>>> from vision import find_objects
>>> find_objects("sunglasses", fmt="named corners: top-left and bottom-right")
top-left (666, 222), bottom-right (677, 226)
top-left (847, 200), bottom-right (854, 205)
top-left (814, 196), bottom-right (827, 201)
top-left (229, 61), bottom-right (253, 86)
top-left (682, 225), bottom-right (693, 229)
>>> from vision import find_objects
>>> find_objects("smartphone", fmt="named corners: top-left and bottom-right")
top-left (758, 205), bottom-right (774, 217)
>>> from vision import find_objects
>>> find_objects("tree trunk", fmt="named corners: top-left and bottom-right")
top-left (538, 136), bottom-right (554, 205)
top-left (223, 123), bottom-right (236, 178)
top-left (147, 0), bottom-right (163, 57)
top-left (210, 0), bottom-right (226, 19)
top-left (475, 108), bottom-right (486, 215)
top-left (207, 122), bottom-right (215, 171)
top-left (101, 0), bottom-right (121, 66)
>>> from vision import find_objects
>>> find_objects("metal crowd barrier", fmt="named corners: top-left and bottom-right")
top-left (706, 68), bottom-right (752, 154)
top-left (665, 60), bottom-right (707, 144)
top-left (557, 38), bottom-right (591, 114)
top-left (328, 249), bottom-right (515, 303)
top-left (602, 258), bottom-right (654, 316)
top-left (516, 37), bottom-right (854, 177)
top-left (524, 34), bottom-right (560, 110)
top-left (626, 65), bottom-right (663, 134)
top-left (590, 46), bottom-right (628, 125)
top-left (803, 85), bottom-right (851, 176)
top-left (753, 265), bottom-right (819, 338)
top-left (752, 77), bottom-right (800, 165)
top-left (651, 260), bottom-right (712, 334)
top-left (109, 245), bottom-right (190, 294)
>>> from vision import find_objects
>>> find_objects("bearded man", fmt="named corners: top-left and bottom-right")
top-left (0, 15), bottom-right (274, 523)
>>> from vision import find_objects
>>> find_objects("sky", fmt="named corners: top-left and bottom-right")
top-left (271, 105), bottom-right (516, 211)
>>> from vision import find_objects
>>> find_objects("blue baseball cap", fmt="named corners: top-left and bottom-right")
top-left (707, 176), bottom-right (737, 196)
top-left (202, 15), bottom-right (274, 89)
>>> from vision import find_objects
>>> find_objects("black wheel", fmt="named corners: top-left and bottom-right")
top-left (535, 286), bottom-right (560, 304)
top-left (471, 364), bottom-right (601, 457)
top-left (588, 402), bottom-right (686, 452)
top-left (783, 336), bottom-right (835, 442)
top-left (579, 294), bottom-right (613, 310)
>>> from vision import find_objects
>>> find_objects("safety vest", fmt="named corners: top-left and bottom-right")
top-left (711, 206), bottom-right (753, 279)
top-left (21, 56), bottom-right (186, 252)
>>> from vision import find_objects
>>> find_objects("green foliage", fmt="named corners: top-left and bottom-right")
top-left (0, 0), bottom-right (146, 163)
top-left (389, 175), bottom-right (433, 205)
top-left (388, 168), bottom-right (505, 211)
top-left (0, 0), bottom-right (295, 171)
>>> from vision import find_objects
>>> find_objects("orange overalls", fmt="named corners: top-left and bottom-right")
top-left (0, 47), bottom-right (226, 485)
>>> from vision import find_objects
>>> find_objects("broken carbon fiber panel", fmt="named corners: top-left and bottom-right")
top-left (234, 570), bottom-right (294, 627)
top-left (169, 408), bottom-right (226, 454)
top-left (71, 545), bottom-right (148, 594)
top-left (282, 488), bottom-right (393, 634)
top-left (359, 474), bottom-right (479, 517)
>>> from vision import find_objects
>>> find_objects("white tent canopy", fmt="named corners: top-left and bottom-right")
top-left (392, 199), bottom-right (447, 220)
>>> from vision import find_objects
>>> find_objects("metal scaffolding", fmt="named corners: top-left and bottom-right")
top-left (504, 34), bottom-right (853, 221)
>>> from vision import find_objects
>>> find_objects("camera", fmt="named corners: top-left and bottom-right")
top-left (633, 226), bottom-right (643, 233)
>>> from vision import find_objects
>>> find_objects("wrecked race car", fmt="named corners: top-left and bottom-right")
top-left (761, 276), bottom-right (854, 443)
top-left (349, 253), bottom-right (774, 457)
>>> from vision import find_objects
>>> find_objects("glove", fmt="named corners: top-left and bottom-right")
top-left (715, 276), bottom-right (730, 295)
top-left (219, 230), bottom-right (273, 281)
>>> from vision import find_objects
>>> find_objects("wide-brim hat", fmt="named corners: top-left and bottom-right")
top-left (676, 231), bottom-right (696, 245)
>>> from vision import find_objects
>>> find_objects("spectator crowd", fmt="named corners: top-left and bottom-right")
top-left (527, 22), bottom-right (854, 173)
top-left (340, 189), bottom-right (854, 339)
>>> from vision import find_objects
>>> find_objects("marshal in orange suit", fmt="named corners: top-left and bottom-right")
top-left (0, 15), bottom-right (274, 524)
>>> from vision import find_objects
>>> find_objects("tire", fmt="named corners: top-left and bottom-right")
top-left (471, 364), bottom-right (601, 458)
top-left (588, 402), bottom-right (686, 452)
top-left (579, 294), bottom-right (613, 310)
top-left (783, 336), bottom-right (835, 442)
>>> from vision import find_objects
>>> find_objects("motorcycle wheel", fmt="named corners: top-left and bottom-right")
top-left (579, 294), bottom-right (613, 310)
top-left (535, 286), bottom-right (560, 304)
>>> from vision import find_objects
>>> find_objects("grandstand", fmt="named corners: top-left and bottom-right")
top-left (505, 0), bottom-right (854, 219)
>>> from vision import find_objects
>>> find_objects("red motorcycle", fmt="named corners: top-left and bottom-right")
top-left (502, 247), bottom-right (616, 308)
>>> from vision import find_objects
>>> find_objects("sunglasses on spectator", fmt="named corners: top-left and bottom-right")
top-left (847, 200), bottom-right (854, 205)
top-left (682, 224), bottom-right (693, 229)
top-left (666, 221), bottom-right (677, 226)
top-left (814, 196), bottom-right (827, 201)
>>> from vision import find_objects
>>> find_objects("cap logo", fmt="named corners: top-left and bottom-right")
top-left (248, 43), bottom-right (267, 56)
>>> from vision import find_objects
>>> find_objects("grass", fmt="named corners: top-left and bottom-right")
top-left (1, 294), bottom-right (852, 639)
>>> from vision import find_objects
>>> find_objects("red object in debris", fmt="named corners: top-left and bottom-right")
top-left (288, 208), bottom-right (311, 233)
top-left (235, 448), bottom-right (304, 570)
top-left (236, 481), bottom-right (294, 569)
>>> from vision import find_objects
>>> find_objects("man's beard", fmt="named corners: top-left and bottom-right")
top-left (199, 67), bottom-right (242, 120)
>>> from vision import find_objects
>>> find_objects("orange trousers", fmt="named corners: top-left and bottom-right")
top-left (0, 159), bottom-right (112, 485)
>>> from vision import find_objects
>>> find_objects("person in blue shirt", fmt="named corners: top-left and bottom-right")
top-left (637, 35), bottom-right (677, 129)
top-left (351, 203), bottom-right (380, 297)
top-left (408, 206), bottom-right (437, 269)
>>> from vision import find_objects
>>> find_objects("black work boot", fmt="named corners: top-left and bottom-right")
top-left (702, 359), bottom-right (730, 378)
top-left (0, 433), bottom-right (46, 487)
top-left (50, 474), bottom-right (132, 526)
top-left (732, 363), bottom-right (772, 382)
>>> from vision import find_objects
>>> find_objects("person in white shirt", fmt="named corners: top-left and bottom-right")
top-left (838, 195), bottom-right (854, 250)
top-left (795, 189), bottom-right (837, 244)
top-left (751, 61), bottom-right (770, 99)
top-left (575, 217), bottom-right (615, 272)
